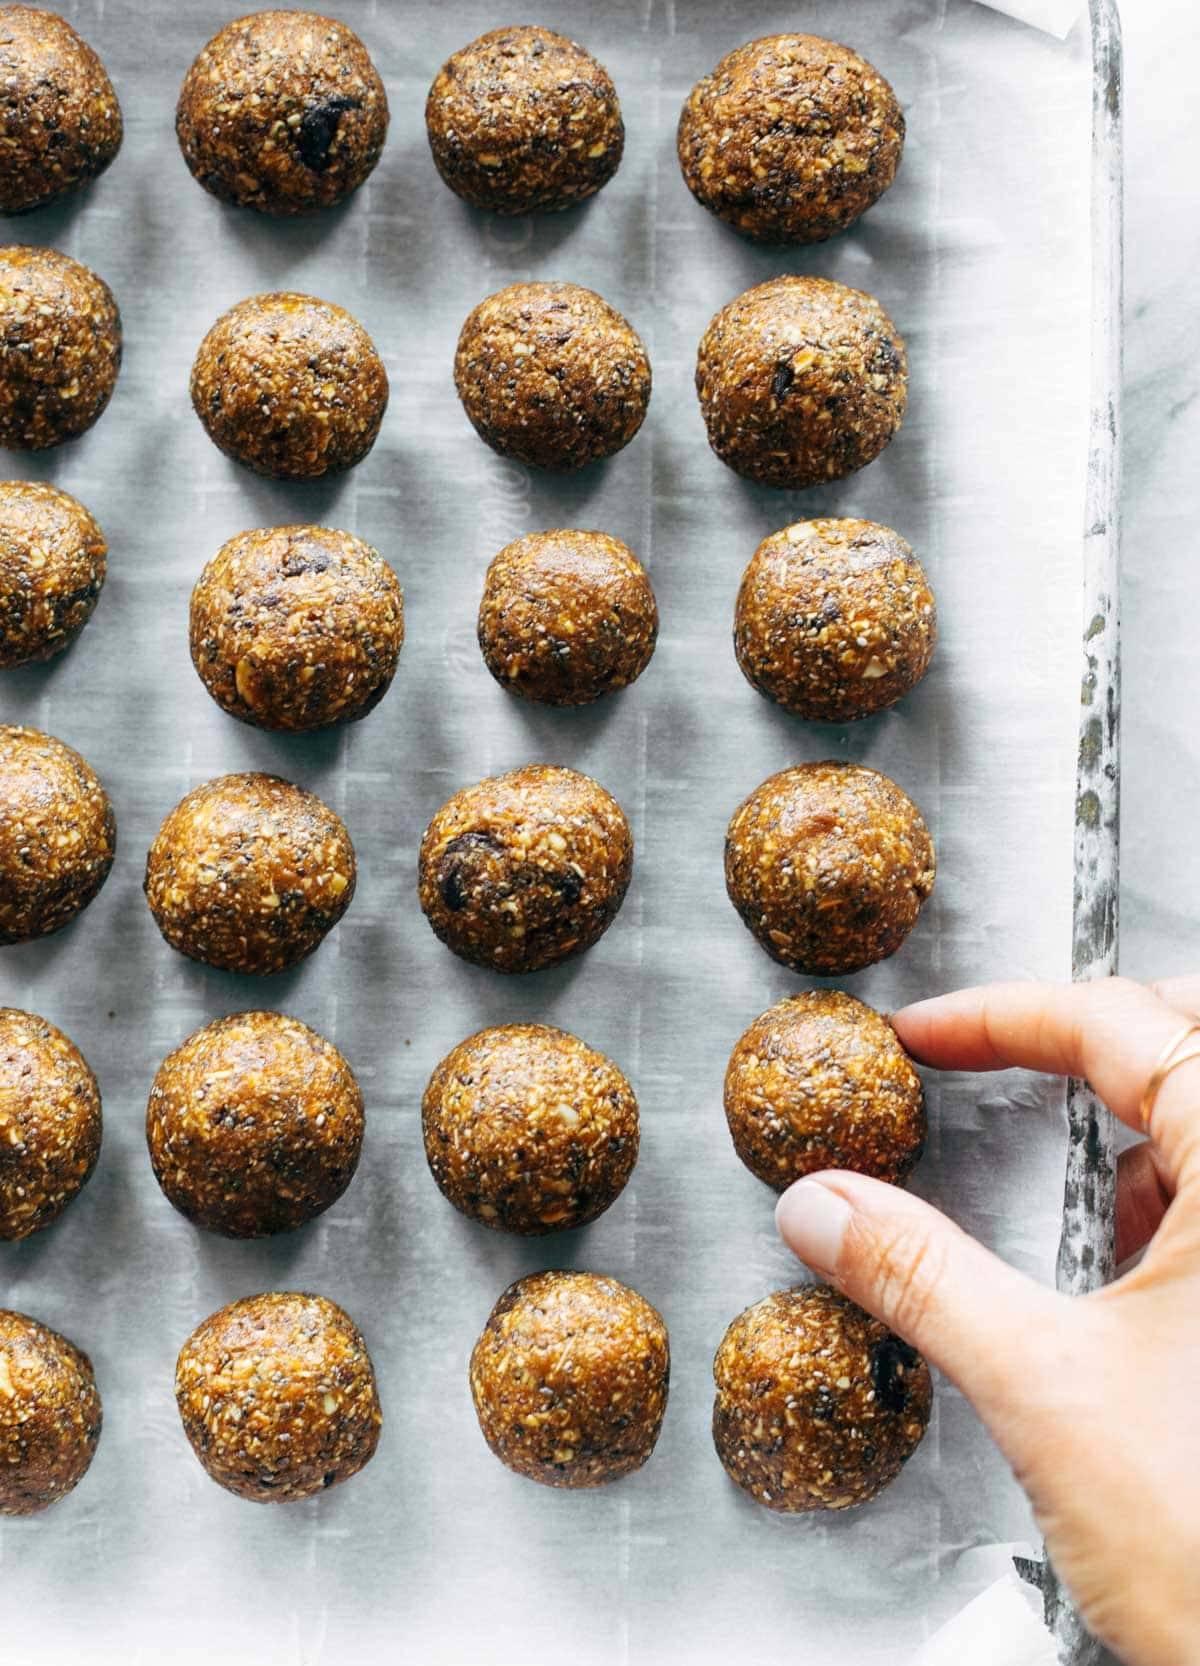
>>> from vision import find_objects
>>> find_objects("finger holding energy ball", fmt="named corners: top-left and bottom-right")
top-left (418, 764), bottom-right (632, 974)
top-left (455, 282), bottom-right (651, 472)
top-left (0, 5), bottom-right (123, 215)
top-left (190, 291), bottom-right (388, 480)
top-left (176, 10), bottom-right (388, 216)
top-left (0, 1309), bottom-right (102, 1516)
top-left (470, 1270), bottom-right (669, 1488)
top-left (422, 1023), bottom-right (639, 1234)
top-left (0, 725), bottom-right (115, 944)
top-left (0, 480), bottom-right (106, 668)
top-left (725, 762), bottom-right (934, 977)
top-left (678, 35), bottom-right (904, 246)
top-left (695, 275), bottom-right (906, 489)
top-left (724, 991), bottom-right (925, 1193)
top-left (733, 518), bottom-right (936, 722)
top-left (174, 1291), bottom-right (381, 1504)
top-left (147, 1011), bottom-right (364, 1239)
top-left (144, 772), bottom-right (355, 975)
top-left (0, 246), bottom-right (121, 451)
top-left (189, 524), bottom-right (404, 732)
top-left (426, 25), bottom-right (623, 215)
top-left (0, 1008), bottom-right (101, 1242)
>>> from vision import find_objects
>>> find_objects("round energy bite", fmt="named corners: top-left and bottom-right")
top-left (734, 518), bottom-right (935, 721)
top-left (190, 291), bottom-right (388, 480)
top-left (725, 761), bottom-right (934, 976)
top-left (175, 1291), bottom-right (381, 1503)
top-left (454, 282), bottom-right (650, 472)
top-left (0, 1009), bottom-right (100, 1241)
top-left (0, 725), bottom-right (115, 944)
top-left (0, 5), bottom-right (123, 214)
top-left (470, 1270), bottom-right (669, 1488)
top-left (144, 772), bottom-right (355, 975)
top-left (0, 1309), bottom-right (101, 1515)
top-left (695, 275), bottom-right (906, 489)
top-left (189, 524), bottom-right (404, 732)
top-left (677, 35), bottom-right (903, 245)
top-left (478, 529), bottom-right (657, 706)
top-left (426, 25), bottom-right (623, 215)
top-left (176, 11), bottom-right (388, 215)
top-left (422, 1023), bottom-right (638, 1234)
top-left (713, 1285), bottom-right (931, 1511)
top-left (147, 1011), bottom-right (363, 1239)
top-left (418, 764), bottom-right (632, 974)
top-left (0, 480), bottom-right (106, 668)
top-left (724, 991), bottom-right (924, 1191)
top-left (0, 246), bottom-right (121, 451)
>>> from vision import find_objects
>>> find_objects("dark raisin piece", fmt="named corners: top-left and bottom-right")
top-left (870, 1335), bottom-right (919, 1413)
top-left (296, 96), bottom-right (359, 173)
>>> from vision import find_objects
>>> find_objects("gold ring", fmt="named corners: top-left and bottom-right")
top-left (1139, 1022), bottom-right (1200, 1132)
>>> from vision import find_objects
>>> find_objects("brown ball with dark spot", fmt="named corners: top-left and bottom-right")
top-left (678, 34), bottom-right (903, 246)
top-left (724, 991), bottom-right (924, 1192)
top-left (470, 1270), bottom-right (669, 1488)
top-left (0, 5), bottom-right (122, 214)
top-left (426, 25), bottom-right (623, 215)
top-left (0, 725), bottom-right (115, 944)
top-left (0, 480), bottom-right (106, 668)
top-left (418, 764), bottom-right (632, 974)
top-left (713, 1285), bottom-right (931, 1511)
top-left (190, 292), bottom-right (388, 480)
top-left (147, 1011), bottom-right (363, 1239)
top-left (455, 282), bottom-right (651, 472)
top-left (175, 1291), bottom-right (381, 1504)
top-left (0, 246), bottom-right (121, 451)
top-left (422, 1023), bottom-right (638, 1234)
top-left (695, 275), bottom-right (906, 489)
top-left (734, 518), bottom-right (935, 721)
top-left (0, 1008), bottom-right (100, 1241)
top-left (190, 524), bottom-right (404, 732)
top-left (0, 1309), bottom-right (101, 1515)
top-left (725, 762), bottom-right (934, 976)
top-left (176, 10), bottom-right (388, 215)
top-left (144, 772), bottom-right (355, 976)
top-left (478, 529), bottom-right (657, 706)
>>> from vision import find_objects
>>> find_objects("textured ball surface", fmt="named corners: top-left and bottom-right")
top-left (0, 725), bottom-right (115, 944)
top-left (0, 246), bottom-right (121, 451)
top-left (0, 5), bottom-right (122, 214)
top-left (0, 1008), bottom-right (101, 1241)
top-left (0, 481), bottom-right (106, 667)
top-left (0, 1309), bottom-right (101, 1515)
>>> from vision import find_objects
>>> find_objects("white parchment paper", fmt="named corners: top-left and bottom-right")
top-left (0, 2), bottom-right (1093, 1660)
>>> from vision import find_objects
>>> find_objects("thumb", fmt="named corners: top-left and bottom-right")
top-left (775, 1171), bottom-right (1074, 1424)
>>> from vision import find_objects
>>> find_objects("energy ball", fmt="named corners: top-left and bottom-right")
top-left (418, 764), bottom-right (632, 974)
top-left (0, 5), bottom-right (122, 214)
top-left (725, 762), bottom-right (934, 976)
top-left (0, 1009), bottom-right (100, 1241)
top-left (0, 480), bottom-right (106, 668)
top-left (454, 282), bottom-right (650, 472)
top-left (0, 725), bottom-right (115, 944)
top-left (176, 11), bottom-right (388, 215)
top-left (677, 35), bottom-right (903, 245)
top-left (0, 1309), bottom-right (101, 1515)
top-left (190, 292), bottom-right (388, 480)
top-left (0, 246), bottom-right (121, 451)
top-left (147, 1011), bottom-right (364, 1239)
top-left (695, 275), bottom-right (906, 489)
top-left (189, 524), bottom-right (404, 732)
top-left (175, 1291), bottom-right (381, 1504)
top-left (724, 991), bottom-right (924, 1192)
top-left (144, 772), bottom-right (355, 975)
top-left (713, 1285), bottom-right (931, 1511)
top-left (733, 518), bottom-right (935, 721)
top-left (426, 25), bottom-right (623, 215)
top-left (470, 1270), bottom-right (669, 1488)
top-left (477, 529), bottom-right (657, 707)
top-left (422, 1023), bottom-right (638, 1234)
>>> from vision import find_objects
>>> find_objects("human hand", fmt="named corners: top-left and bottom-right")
top-left (774, 976), bottom-right (1200, 1666)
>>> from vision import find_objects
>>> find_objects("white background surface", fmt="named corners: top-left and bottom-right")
top-left (0, 0), bottom-right (1179, 1661)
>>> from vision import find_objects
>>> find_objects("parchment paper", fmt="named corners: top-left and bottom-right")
top-left (0, 3), bottom-right (1093, 1660)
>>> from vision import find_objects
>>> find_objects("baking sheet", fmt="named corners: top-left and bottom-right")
top-left (0, 2), bottom-right (1095, 1660)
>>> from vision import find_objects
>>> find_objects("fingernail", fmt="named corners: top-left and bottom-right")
top-left (775, 1180), bottom-right (853, 1275)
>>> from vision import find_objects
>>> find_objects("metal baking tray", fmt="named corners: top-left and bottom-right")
top-left (0, 2), bottom-right (1122, 1661)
